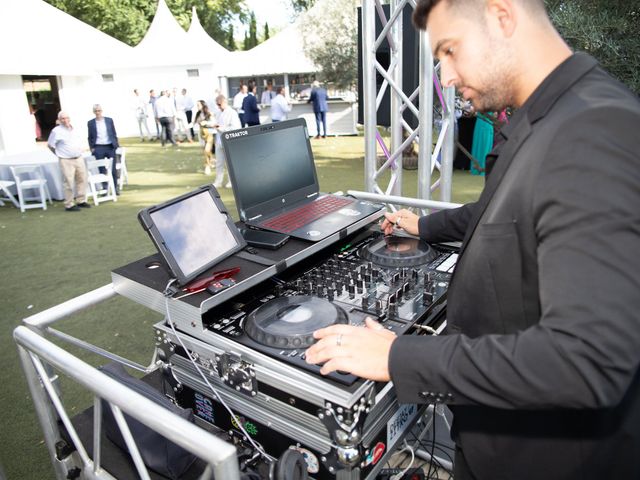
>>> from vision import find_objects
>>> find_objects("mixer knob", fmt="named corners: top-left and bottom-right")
top-left (392, 272), bottom-right (400, 283)
top-left (361, 294), bottom-right (369, 310)
top-left (363, 272), bottom-right (372, 283)
top-left (422, 291), bottom-right (434, 305)
top-left (435, 281), bottom-right (448, 297)
top-left (367, 261), bottom-right (373, 272)
top-left (376, 298), bottom-right (384, 313)
top-left (403, 282), bottom-right (411, 295)
top-left (316, 285), bottom-right (324, 297)
top-left (395, 287), bottom-right (403, 301)
top-left (348, 282), bottom-right (355, 298)
top-left (401, 267), bottom-right (408, 278)
top-left (327, 289), bottom-right (335, 301)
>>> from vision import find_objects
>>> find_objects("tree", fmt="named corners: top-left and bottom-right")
top-left (227, 25), bottom-right (236, 51)
top-left (44, 0), bottom-right (156, 46)
top-left (546, 0), bottom-right (640, 94)
top-left (300, 0), bottom-right (358, 89)
top-left (291, 0), bottom-right (315, 13)
top-left (247, 11), bottom-right (258, 49)
top-left (44, 0), bottom-right (247, 48)
top-left (243, 31), bottom-right (250, 51)
top-left (264, 22), bottom-right (270, 41)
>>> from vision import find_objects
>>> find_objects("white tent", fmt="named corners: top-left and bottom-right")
top-left (225, 22), bottom-right (317, 77)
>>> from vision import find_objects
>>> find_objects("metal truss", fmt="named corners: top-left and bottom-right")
top-left (362, 0), bottom-right (456, 212)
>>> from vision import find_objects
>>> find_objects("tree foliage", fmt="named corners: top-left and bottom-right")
top-left (44, 0), bottom-right (248, 48)
top-left (264, 22), bottom-right (270, 41)
top-left (546, 0), bottom-right (640, 94)
top-left (300, 0), bottom-right (358, 89)
top-left (290, 0), bottom-right (316, 14)
top-left (247, 11), bottom-right (258, 49)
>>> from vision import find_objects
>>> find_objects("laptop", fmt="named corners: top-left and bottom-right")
top-left (221, 118), bottom-right (384, 241)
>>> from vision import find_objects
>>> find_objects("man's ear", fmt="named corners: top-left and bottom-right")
top-left (486, 0), bottom-right (517, 38)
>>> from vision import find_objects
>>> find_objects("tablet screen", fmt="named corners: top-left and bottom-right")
top-left (142, 187), bottom-right (244, 283)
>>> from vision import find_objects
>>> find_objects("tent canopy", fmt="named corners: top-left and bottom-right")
top-left (0, 0), bottom-right (131, 75)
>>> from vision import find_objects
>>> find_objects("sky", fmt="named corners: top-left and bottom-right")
top-left (234, 0), bottom-right (297, 35)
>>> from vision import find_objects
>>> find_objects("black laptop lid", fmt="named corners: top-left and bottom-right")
top-left (138, 185), bottom-right (246, 286)
top-left (222, 118), bottom-right (319, 222)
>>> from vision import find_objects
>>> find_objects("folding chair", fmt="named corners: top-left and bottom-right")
top-left (86, 157), bottom-right (117, 206)
top-left (10, 165), bottom-right (52, 213)
top-left (0, 180), bottom-right (19, 208)
top-left (115, 147), bottom-right (128, 191)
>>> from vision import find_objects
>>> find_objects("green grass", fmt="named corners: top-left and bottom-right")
top-left (0, 136), bottom-right (483, 479)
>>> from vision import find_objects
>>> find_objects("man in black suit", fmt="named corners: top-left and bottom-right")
top-left (241, 81), bottom-right (261, 127)
top-left (306, 1), bottom-right (640, 479)
top-left (88, 104), bottom-right (120, 194)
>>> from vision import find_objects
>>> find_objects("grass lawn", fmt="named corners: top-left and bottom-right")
top-left (0, 135), bottom-right (483, 479)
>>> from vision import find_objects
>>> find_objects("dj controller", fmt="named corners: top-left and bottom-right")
top-left (201, 229), bottom-right (459, 385)
top-left (149, 225), bottom-right (460, 479)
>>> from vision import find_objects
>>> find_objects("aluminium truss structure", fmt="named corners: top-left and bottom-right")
top-left (360, 0), bottom-right (456, 211)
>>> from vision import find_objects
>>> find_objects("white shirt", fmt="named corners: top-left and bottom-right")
top-left (233, 91), bottom-right (247, 113)
top-left (261, 90), bottom-right (275, 105)
top-left (48, 124), bottom-right (85, 159)
top-left (155, 95), bottom-right (176, 118)
top-left (95, 118), bottom-right (109, 144)
top-left (270, 94), bottom-right (292, 121)
top-left (215, 108), bottom-right (242, 145)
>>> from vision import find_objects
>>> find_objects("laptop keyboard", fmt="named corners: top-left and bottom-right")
top-left (260, 196), bottom-right (354, 233)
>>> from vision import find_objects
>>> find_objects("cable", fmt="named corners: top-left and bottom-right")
top-left (390, 444), bottom-right (415, 480)
top-left (163, 279), bottom-right (272, 462)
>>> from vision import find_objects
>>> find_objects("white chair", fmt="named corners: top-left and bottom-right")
top-left (10, 165), bottom-right (52, 213)
top-left (0, 180), bottom-right (19, 208)
top-left (115, 146), bottom-right (128, 190)
top-left (86, 157), bottom-right (117, 206)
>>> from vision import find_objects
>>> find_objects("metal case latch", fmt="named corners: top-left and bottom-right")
top-left (216, 353), bottom-right (257, 397)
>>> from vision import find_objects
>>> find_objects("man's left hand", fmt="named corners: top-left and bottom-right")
top-left (305, 318), bottom-right (396, 381)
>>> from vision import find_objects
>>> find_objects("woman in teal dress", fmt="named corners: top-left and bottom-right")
top-left (470, 113), bottom-right (494, 175)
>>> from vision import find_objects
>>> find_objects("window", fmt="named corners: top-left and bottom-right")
top-left (187, 69), bottom-right (200, 78)
top-left (102, 74), bottom-right (114, 82)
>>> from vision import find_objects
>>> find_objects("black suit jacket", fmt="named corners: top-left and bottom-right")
top-left (389, 53), bottom-right (640, 479)
top-left (87, 117), bottom-right (119, 151)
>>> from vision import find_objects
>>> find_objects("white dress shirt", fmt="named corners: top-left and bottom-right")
top-left (270, 94), bottom-right (292, 121)
top-left (48, 125), bottom-right (85, 158)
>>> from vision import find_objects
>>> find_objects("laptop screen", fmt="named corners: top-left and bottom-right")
top-left (223, 120), bottom-right (318, 219)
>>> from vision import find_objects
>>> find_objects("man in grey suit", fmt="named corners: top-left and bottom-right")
top-left (306, 1), bottom-right (640, 479)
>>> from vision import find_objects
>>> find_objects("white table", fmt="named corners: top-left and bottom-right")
top-left (0, 149), bottom-right (65, 200)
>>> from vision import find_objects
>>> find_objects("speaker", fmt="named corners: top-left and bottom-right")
top-left (357, 4), bottom-right (420, 128)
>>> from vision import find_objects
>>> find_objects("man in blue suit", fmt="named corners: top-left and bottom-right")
top-left (88, 104), bottom-right (120, 194)
top-left (308, 80), bottom-right (328, 138)
top-left (241, 81), bottom-right (261, 127)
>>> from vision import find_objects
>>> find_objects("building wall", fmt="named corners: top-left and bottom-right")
top-left (0, 75), bottom-right (37, 155)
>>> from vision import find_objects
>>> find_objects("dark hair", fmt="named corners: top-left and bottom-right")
top-left (276, 86), bottom-right (285, 95)
top-left (247, 80), bottom-right (257, 92)
top-left (413, 0), bottom-right (547, 29)
top-left (412, 0), bottom-right (442, 29)
top-left (200, 102), bottom-right (211, 117)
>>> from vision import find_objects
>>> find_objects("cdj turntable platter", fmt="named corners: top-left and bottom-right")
top-left (360, 235), bottom-right (438, 267)
top-left (245, 295), bottom-right (348, 349)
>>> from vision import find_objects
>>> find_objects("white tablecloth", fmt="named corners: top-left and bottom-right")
top-left (0, 149), bottom-right (65, 200)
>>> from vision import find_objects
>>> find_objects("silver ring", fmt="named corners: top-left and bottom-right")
top-left (336, 334), bottom-right (343, 347)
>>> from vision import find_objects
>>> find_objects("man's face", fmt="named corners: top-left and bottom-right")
top-left (241, 85), bottom-right (248, 94)
top-left (94, 107), bottom-right (103, 120)
top-left (427, 1), bottom-right (516, 113)
top-left (59, 115), bottom-right (71, 128)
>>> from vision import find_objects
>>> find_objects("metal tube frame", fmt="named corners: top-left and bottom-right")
top-left (362, 0), bottom-right (456, 206)
top-left (14, 288), bottom-right (242, 480)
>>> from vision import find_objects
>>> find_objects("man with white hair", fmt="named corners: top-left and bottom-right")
top-left (48, 111), bottom-right (91, 211)
top-left (308, 80), bottom-right (328, 138)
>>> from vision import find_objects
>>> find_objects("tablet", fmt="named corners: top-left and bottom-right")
top-left (138, 185), bottom-right (246, 286)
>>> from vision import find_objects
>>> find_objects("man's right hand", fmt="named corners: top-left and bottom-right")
top-left (380, 209), bottom-right (420, 236)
